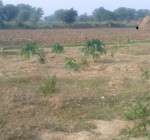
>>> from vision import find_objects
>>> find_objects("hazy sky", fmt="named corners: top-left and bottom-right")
top-left (4, 0), bottom-right (150, 15)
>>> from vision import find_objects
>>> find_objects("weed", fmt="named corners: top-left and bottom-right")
top-left (0, 48), bottom-right (4, 56)
top-left (37, 48), bottom-right (46, 64)
top-left (80, 55), bottom-right (89, 67)
top-left (123, 96), bottom-right (150, 138)
top-left (51, 43), bottom-right (64, 53)
top-left (124, 102), bottom-right (150, 120)
top-left (64, 57), bottom-right (80, 71)
top-left (40, 75), bottom-right (57, 96)
top-left (141, 68), bottom-right (150, 81)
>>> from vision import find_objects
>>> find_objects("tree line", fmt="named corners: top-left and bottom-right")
top-left (45, 7), bottom-right (150, 24)
top-left (0, 0), bottom-right (150, 28)
top-left (0, 1), bottom-right (43, 28)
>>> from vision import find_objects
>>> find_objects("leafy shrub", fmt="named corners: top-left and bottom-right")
top-left (82, 39), bottom-right (106, 61)
top-left (51, 43), bottom-right (64, 53)
top-left (40, 75), bottom-right (57, 95)
top-left (20, 41), bottom-right (40, 59)
top-left (64, 57), bottom-right (80, 71)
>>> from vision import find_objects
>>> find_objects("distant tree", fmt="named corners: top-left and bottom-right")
top-left (93, 7), bottom-right (115, 21)
top-left (55, 8), bottom-right (78, 24)
top-left (17, 4), bottom-right (33, 23)
top-left (30, 8), bottom-right (44, 24)
top-left (54, 9), bottom-right (66, 22)
top-left (0, 0), bottom-right (3, 6)
top-left (114, 7), bottom-right (136, 20)
top-left (17, 10), bottom-right (31, 23)
top-left (0, 1), bottom-right (44, 28)
top-left (136, 9), bottom-right (150, 19)
top-left (16, 4), bottom-right (44, 25)
top-left (0, 5), bottom-right (4, 21)
top-left (44, 15), bottom-right (57, 23)
top-left (0, 1), bottom-right (4, 27)
top-left (3, 4), bottom-right (18, 21)
top-left (63, 8), bottom-right (78, 24)
top-left (78, 13), bottom-right (89, 22)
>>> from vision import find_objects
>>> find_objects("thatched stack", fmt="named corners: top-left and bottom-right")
top-left (139, 16), bottom-right (150, 29)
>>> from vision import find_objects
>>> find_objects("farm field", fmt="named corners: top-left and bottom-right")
top-left (1, 28), bottom-right (150, 46)
top-left (0, 28), bottom-right (150, 140)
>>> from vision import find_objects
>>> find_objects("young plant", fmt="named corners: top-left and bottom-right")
top-left (20, 41), bottom-right (40, 59)
top-left (37, 48), bottom-right (46, 64)
top-left (51, 43), bottom-right (64, 53)
top-left (64, 57), bottom-right (80, 71)
top-left (82, 39), bottom-right (106, 62)
top-left (40, 75), bottom-right (57, 96)
top-left (20, 41), bottom-right (46, 64)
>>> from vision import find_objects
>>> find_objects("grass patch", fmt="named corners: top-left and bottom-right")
top-left (122, 92), bottom-right (150, 138)
top-left (51, 43), bottom-right (64, 53)
top-left (141, 68), bottom-right (150, 81)
top-left (40, 75), bottom-right (57, 96)
top-left (64, 57), bottom-right (80, 71)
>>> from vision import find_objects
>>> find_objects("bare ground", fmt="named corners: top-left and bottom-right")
top-left (0, 41), bottom-right (150, 140)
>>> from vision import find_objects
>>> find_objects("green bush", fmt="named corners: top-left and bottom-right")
top-left (40, 75), bottom-right (57, 95)
top-left (64, 57), bottom-right (80, 71)
top-left (82, 39), bottom-right (106, 61)
top-left (51, 43), bottom-right (64, 53)
top-left (20, 41), bottom-right (40, 59)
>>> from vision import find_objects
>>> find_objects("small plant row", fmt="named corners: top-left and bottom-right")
top-left (20, 39), bottom-right (107, 70)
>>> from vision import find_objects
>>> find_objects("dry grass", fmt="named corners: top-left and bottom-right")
top-left (0, 28), bottom-right (150, 46)
top-left (0, 28), bottom-right (150, 140)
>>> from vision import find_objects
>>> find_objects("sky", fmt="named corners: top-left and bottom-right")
top-left (3, 0), bottom-right (150, 16)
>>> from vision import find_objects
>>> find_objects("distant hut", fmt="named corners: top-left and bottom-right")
top-left (138, 16), bottom-right (150, 30)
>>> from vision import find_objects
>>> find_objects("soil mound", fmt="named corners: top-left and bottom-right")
top-left (139, 16), bottom-right (150, 29)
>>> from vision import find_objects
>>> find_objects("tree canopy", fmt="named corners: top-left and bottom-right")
top-left (55, 8), bottom-right (78, 24)
top-left (0, 2), bottom-right (43, 27)
top-left (93, 7), bottom-right (115, 21)
top-left (0, 1), bottom-right (150, 28)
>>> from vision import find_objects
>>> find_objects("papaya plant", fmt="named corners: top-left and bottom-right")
top-left (20, 41), bottom-right (40, 59)
top-left (51, 43), bottom-right (64, 53)
top-left (82, 39), bottom-right (106, 62)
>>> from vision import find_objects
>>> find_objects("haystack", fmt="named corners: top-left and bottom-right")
top-left (139, 16), bottom-right (150, 29)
